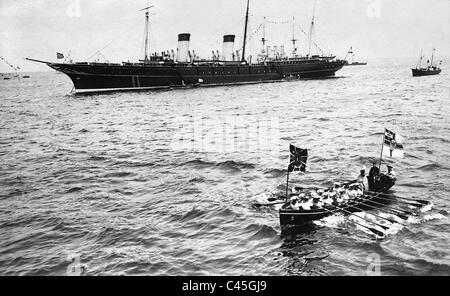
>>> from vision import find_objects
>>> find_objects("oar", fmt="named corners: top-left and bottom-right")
top-left (321, 205), bottom-right (385, 237)
top-left (326, 203), bottom-right (390, 230)
top-left (253, 201), bottom-right (286, 207)
top-left (365, 193), bottom-right (425, 208)
top-left (268, 196), bottom-right (287, 202)
top-left (365, 190), bottom-right (430, 205)
top-left (355, 198), bottom-right (410, 220)
top-left (349, 198), bottom-right (407, 226)
top-left (360, 195), bottom-right (414, 217)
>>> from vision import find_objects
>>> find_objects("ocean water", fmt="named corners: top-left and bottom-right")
top-left (0, 58), bottom-right (449, 276)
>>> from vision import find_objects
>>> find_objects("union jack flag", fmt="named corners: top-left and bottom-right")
top-left (288, 144), bottom-right (308, 172)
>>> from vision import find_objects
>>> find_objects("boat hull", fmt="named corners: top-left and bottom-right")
top-left (279, 192), bottom-right (392, 229)
top-left (412, 68), bottom-right (441, 77)
top-left (48, 60), bottom-right (346, 92)
top-left (344, 62), bottom-right (367, 66)
top-left (368, 173), bottom-right (396, 192)
top-left (279, 176), bottom-right (396, 229)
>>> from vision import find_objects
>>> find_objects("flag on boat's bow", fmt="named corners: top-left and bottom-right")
top-left (288, 144), bottom-right (308, 172)
top-left (56, 52), bottom-right (64, 59)
top-left (382, 128), bottom-right (404, 158)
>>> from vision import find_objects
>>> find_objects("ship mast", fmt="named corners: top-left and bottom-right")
top-left (418, 49), bottom-right (423, 68)
top-left (308, 0), bottom-right (317, 57)
top-left (144, 10), bottom-right (149, 60)
top-left (140, 4), bottom-right (154, 61)
top-left (242, 0), bottom-right (250, 63)
top-left (291, 16), bottom-right (297, 57)
top-left (430, 48), bottom-right (435, 67)
top-left (261, 16), bottom-right (267, 52)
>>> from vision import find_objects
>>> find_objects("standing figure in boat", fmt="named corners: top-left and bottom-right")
top-left (387, 165), bottom-right (396, 178)
top-left (356, 167), bottom-right (368, 191)
top-left (368, 161), bottom-right (380, 191)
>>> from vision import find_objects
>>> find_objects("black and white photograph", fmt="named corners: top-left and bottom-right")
top-left (0, 0), bottom-right (449, 280)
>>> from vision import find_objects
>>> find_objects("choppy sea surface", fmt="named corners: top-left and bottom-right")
top-left (0, 58), bottom-right (449, 276)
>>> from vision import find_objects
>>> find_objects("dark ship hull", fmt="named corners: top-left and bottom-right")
top-left (412, 68), bottom-right (441, 77)
top-left (43, 59), bottom-right (345, 92)
top-left (27, 1), bottom-right (346, 93)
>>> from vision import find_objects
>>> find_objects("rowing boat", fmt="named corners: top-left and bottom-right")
top-left (278, 174), bottom-right (396, 229)
top-left (279, 190), bottom-right (393, 228)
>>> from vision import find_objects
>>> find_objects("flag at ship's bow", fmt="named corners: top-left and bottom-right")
top-left (288, 145), bottom-right (308, 172)
top-left (56, 52), bottom-right (64, 59)
top-left (382, 128), bottom-right (404, 158)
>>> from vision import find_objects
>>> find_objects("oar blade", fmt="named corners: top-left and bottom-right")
top-left (417, 199), bottom-right (431, 205)
top-left (368, 227), bottom-right (385, 238)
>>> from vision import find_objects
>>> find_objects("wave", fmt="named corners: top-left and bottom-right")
top-left (408, 135), bottom-right (450, 144)
top-left (402, 182), bottom-right (427, 188)
top-left (103, 171), bottom-right (136, 178)
top-left (88, 155), bottom-right (107, 161)
top-left (115, 160), bottom-right (156, 168)
top-left (181, 159), bottom-right (216, 168)
top-left (213, 207), bottom-right (237, 218)
top-left (179, 208), bottom-right (208, 222)
top-left (263, 168), bottom-right (285, 178)
top-left (416, 163), bottom-right (444, 171)
top-left (402, 258), bottom-right (450, 276)
top-left (180, 188), bottom-right (203, 195)
top-left (215, 160), bottom-right (255, 171)
top-left (187, 176), bottom-right (206, 183)
top-left (422, 213), bottom-right (446, 221)
top-left (66, 187), bottom-right (83, 193)
top-left (246, 223), bottom-right (278, 239)
top-left (180, 159), bottom-right (255, 172)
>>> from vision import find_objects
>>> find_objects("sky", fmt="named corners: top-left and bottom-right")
top-left (0, 0), bottom-right (449, 72)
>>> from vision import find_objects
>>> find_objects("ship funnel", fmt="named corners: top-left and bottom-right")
top-left (177, 33), bottom-right (191, 63)
top-left (221, 35), bottom-right (235, 61)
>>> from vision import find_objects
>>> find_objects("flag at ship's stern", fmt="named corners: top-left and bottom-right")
top-left (382, 128), bottom-right (404, 158)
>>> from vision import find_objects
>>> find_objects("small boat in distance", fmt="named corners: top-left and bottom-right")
top-left (412, 48), bottom-right (442, 77)
top-left (343, 46), bottom-right (367, 66)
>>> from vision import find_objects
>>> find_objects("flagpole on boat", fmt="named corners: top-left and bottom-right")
top-left (286, 144), bottom-right (291, 200)
top-left (378, 129), bottom-right (385, 170)
top-left (286, 170), bottom-right (290, 199)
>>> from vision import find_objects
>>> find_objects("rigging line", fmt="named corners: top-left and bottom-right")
top-left (266, 19), bottom-right (291, 25)
top-left (86, 18), bottom-right (143, 61)
top-left (259, 18), bottom-right (326, 55)
top-left (236, 24), bottom-right (263, 52)
top-left (297, 25), bottom-right (325, 55)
